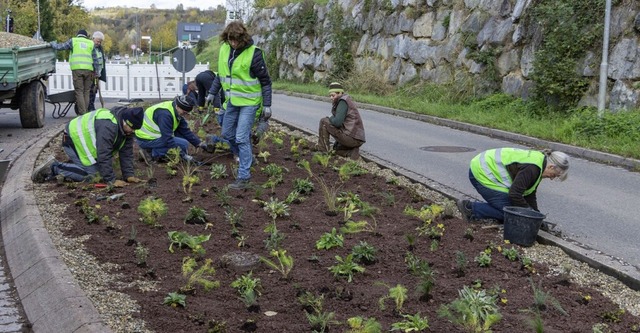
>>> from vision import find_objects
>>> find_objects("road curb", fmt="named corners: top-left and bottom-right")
top-left (0, 124), bottom-right (111, 333)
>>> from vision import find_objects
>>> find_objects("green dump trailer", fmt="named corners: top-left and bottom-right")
top-left (0, 42), bottom-right (56, 128)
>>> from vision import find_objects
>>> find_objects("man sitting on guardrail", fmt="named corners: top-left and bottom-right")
top-left (31, 107), bottom-right (146, 187)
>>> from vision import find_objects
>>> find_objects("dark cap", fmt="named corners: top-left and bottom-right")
top-left (175, 95), bottom-right (193, 112)
top-left (77, 29), bottom-right (88, 38)
top-left (118, 107), bottom-right (145, 130)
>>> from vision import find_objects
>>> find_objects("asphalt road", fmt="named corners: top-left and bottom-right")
top-left (271, 93), bottom-right (640, 270)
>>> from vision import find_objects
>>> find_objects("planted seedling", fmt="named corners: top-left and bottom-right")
top-left (502, 247), bottom-right (519, 261)
top-left (292, 178), bottom-right (314, 195)
top-left (351, 241), bottom-right (377, 265)
top-left (257, 150), bottom-right (271, 163)
top-left (328, 254), bottom-right (365, 282)
top-left (297, 291), bottom-right (324, 314)
top-left (135, 244), bottom-right (149, 266)
top-left (312, 152), bottom-right (331, 168)
top-left (137, 196), bottom-right (168, 227)
top-left (209, 163), bottom-right (228, 179)
top-left (263, 222), bottom-right (285, 251)
top-left (231, 272), bottom-right (261, 309)
top-left (390, 313), bottom-right (430, 332)
top-left (167, 231), bottom-right (210, 256)
top-left (455, 251), bottom-right (468, 277)
top-left (337, 160), bottom-right (368, 181)
top-left (284, 190), bottom-right (304, 204)
top-left (377, 283), bottom-right (408, 313)
top-left (184, 206), bottom-right (208, 225)
top-left (475, 251), bottom-right (492, 267)
top-left (464, 228), bottom-right (474, 241)
top-left (236, 234), bottom-right (248, 247)
top-left (529, 278), bottom-right (567, 315)
top-left (438, 285), bottom-right (502, 332)
top-left (163, 292), bottom-right (187, 308)
top-left (346, 316), bottom-right (382, 333)
top-left (260, 197), bottom-right (290, 222)
top-left (260, 249), bottom-right (294, 279)
top-left (178, 160), bottom-right (201, 202)
top-left (305, 310), bottom-right (337, 333)
top-left (316, 228), bottom-right (344, 250)
top-left (181, 257), bottom-right (220, 293)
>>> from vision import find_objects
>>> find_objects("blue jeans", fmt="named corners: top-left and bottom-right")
top-left (222, 104), bottom-right (258, 180)
top-left (52, 145), bottom-right (99, 182)
top-left (469, 169), bottom-right (511, 221)
top-left (136, 136), bottom-right (189, 159)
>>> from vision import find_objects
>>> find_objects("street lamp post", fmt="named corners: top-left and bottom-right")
top-left (597, 0), bottom-right (612, 116)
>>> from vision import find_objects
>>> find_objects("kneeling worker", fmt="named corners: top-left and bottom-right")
top-left (136, 95), bottom-right (212, 164)
top-left (317, 82), bottom-right (366, 160)
top-left (31, 107), bottom-right (146, 186)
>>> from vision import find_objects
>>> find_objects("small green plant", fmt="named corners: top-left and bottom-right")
top-left (601, 308), bottom-right (625, 323)
top-left (231, 272), bottom-right (261, 307)
top-left (181, 257), bottom-right (220, 292)
top-left (184, 206), bottom-right (208, 225)
top-left (299, 159), bottom-right (341, 214)
top-left (163, 292), bottom-right (187, 308)
top-left (351, 241), bottom-right (377, 265)
top-left (260, 249), bottom-right (294, 279)
top-left (390, 313), bottom-right (430, 332)
top-left (262, 163), bottom-right (287, 178)
top-left (340, 219), bottom-right (377, 234)
top-left (328, 254), bottom-right (365, 282)
top-left (257, 150), bottom-right (271, 163)
top-left (209, 163), bottom-right (228, 179)
top-left (464, 228), bottom-right (474, 241)
top-left (346, 316), bottom-right (382, 333)
top-left (137, 196), bottom-right (168, 227)
top-left (430, 239), bottom-right (439, 252)
top-left (502, 247), bottom-right (519, 261)
top-left (312, 152), bottom-right (331, 167)
top-left (215, 186), bottom-right (232, 207)
top-left (378, 283), bottom-right (408, 312)
top-left (418, 223), bottom-right (445, 240)
top-left (167, 231), bottom-right (210, 256)
top-left (225, 207), bottom-right (243, 227)
top-left (475, 251), bottom-right (492, 267)
top-left (530, 278), bottom-right (567, 315)
top-left (337, 160), bottom-right (368, 181)
top-left (284, 190), bottom-right (304, 204)
top-left (403, 204), bottom-right (444, 224)
top-left (455, 251), bottom-right (468, 277)
top-left (178, 160), bottom-right (201, 200)
top-left (438, 285), bottom-right (502, 333)
top-left (316, 228), bottom-right (344, 250)
top-left (297, 291), bottom-right (324, 314)
top-left (306, 310), bottom-right (337, 333)
top-left (263, 222), bottom-right (285, 251)
top-left (293, 178), bottom-right (314, 195)
top-left (261, 197), bottom-right (290, 221)
top-left (135, 244), bottom-right (149, 266)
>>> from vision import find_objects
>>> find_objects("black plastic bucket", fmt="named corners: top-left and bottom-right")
top-left (503, 206), bottom-right (546, 246)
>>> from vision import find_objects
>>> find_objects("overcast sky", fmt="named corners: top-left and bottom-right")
top-left (82, 0), bottom-right (226, 11)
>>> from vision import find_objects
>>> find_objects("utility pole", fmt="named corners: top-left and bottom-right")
top-left (597, 0), bottom-right (612, 116)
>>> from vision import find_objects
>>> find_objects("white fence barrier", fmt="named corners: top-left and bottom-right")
top-left (49, 61), bottom-right (210, 100)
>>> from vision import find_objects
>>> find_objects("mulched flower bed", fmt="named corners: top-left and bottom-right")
top-left (40, 119), bottom-right (640, 333)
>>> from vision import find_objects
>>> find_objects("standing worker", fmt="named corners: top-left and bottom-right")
top-left (457, 148), bottom-right (570, 222)
top-left (136, 96), bottom-right (212, 164)
top-left (88, 31), bottom-right (106, 111)
top-left (206, 21), bottom-right (273, 190)
top-left (317, 82), bottom-right (366, 160)
top-left (31, 107), bottom-right (146, 186)
top-left (50, 29), bottom-right (100, 115)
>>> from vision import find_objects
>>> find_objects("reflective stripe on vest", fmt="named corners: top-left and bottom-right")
top-left (218, 44), bottom-right (262, 107)
top-left (135, 101), bottom-right (179, 140)
top-left (470, 148), bottom-right (544, 195)
top-left (68, 109), bottom-right (116, 166)
top-left (70, 37), bottom-right (94, 71)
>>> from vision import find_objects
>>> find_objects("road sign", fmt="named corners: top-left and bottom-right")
top-left (172, 48), bottom-right (196, 73)
top-left (130, 44), bottom-right (136, 50)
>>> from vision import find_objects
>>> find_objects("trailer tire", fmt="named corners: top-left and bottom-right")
top-left (19, 81), bottom-right (46, 128)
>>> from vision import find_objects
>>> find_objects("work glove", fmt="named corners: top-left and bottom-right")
top-left (126, 176), bottom-right (143, 183)
top-left (252, 119), bottom-right (270, 145)
top-left (205, 94), bottom-right (215, 107)
top-left (112, 179), bottom-right (128, 188)
top-left (261, 106), bottom-right (272, 121)
top-left (200, 142), bottom-right (215, 153)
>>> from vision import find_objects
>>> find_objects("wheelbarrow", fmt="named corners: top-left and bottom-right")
top-left (46, 90), bottom-right (77, 119)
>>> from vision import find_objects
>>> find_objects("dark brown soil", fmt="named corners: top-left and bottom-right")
top-left (43, 121), bottom-right (640, 333)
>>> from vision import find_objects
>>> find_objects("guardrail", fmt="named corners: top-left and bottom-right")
top-left (48, 61), bottom-right (209, 100)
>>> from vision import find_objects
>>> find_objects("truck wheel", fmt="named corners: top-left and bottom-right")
top-left (19, 81), bottom-right (46, 128)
